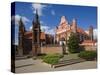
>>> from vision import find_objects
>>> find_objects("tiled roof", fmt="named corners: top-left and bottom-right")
top-left (83, 40), bottom-right (96, 43)
top-left (24, 31), bottom-right (32, 36)
top-left (24, 31), bottom-right (46, 40)
top-left (80, 40), bottom-right (96, 46)
top-left (77, 27), bottom-right (87, 35)
top-left (40, 32), bottom-right (46, 40)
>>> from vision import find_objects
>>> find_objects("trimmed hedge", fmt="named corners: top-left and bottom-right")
top-left (43, 53), bottom-right (63, 65)
top-left (78, 51), bottom-right (97, 60)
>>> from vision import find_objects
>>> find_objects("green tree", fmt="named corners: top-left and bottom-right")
top-left (67, 32), bottom-right (80, 53)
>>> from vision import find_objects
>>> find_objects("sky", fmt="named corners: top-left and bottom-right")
top-left (11, 2), bottom-right (97, 45)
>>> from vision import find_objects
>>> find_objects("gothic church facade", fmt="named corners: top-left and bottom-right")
top-left (55, 16), bottom-right (95, 45)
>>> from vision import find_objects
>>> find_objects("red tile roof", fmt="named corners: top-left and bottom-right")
top-left (80, 40), bottom-right (96, 46)
top-left (83, 40), bottom-right (96, 43)
top-left (24, 31), bottom-right (46, 40)
top-left (24, 31), bottom-right (32, 37)
top-left (40, 32), bottom-right (46, 40)
top-left (77, 27), bottom-right (87, 35)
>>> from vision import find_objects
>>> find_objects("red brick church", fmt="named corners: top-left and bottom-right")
top-left (55, 16), bottom-right (96, 46)
top-left (18, 11), bottom-right (54, 56)
top-left (17, 13), bottom-right (96, 56)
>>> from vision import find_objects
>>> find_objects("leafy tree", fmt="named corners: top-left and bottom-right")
top-left (67, 32), bottom-right (80, 53)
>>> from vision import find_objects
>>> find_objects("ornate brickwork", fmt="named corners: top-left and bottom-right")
top-left (55, 16), bottom-right (95, 46)
top-left (32, 10), bottom-right (41, 56)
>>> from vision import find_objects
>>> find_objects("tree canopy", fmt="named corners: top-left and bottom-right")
top-left (67, 32), bottom-right (80, 53)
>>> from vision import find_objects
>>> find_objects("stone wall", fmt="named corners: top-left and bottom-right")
top-left (41, 45), bottom-right (97, 55)
top-left (84, 45), bottom-right (97, 51)
top-left (41, 46), bottom-right (63, 54)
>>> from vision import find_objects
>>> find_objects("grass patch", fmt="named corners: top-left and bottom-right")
top-left (61, 53), bottom-right (79, 60)
top-left (43, 53), bottom-right (63, 65)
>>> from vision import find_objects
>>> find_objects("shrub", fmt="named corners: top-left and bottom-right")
top-left (78, 51), bottom-right (97, 60)
top-left (43, 53), bottom-right (63, 64)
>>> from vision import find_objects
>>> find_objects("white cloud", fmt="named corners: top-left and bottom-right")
top-left (32, 3), bottom-right (47, 16)
top-left (29, 26), bottom-right (33, 31)
top-left (51, 10), bottom-right (55, 15)
top-left (30, 25), bottom-right (50, 31)
top-left (41, 25), bottom-right (50, 30)
top-left (11, 15), bottom-right (30, 25)
top-left (29, 25), bottom-right (55, 35)
top-left (41, 25), bottom-right (55, 35)
top-left (40, 21), bottom-right (44, 24)
top-left (46, 28), bottom-right (55, 35)
top-left (22, 16), bottom-right (30, 23)
top-left (93, 29), bottom-right (97, 40)
top-left (29, 20), bottom-right (44, 31)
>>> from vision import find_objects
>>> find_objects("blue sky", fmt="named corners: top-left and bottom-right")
top-left (11, 2), bottom-right (97, 45)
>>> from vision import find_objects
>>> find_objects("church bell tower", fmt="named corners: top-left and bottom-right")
top-left (89, 25), bottom-right (93, 41)
top-left (32, 10), bottom-right (41, 56)
top-left (18, 18), bottom-right (26, 56)
top-left (72, 18), bottom-right (77, 33)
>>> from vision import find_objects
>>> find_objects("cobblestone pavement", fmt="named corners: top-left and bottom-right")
top-left (15, 58), bottom-right (97, 73)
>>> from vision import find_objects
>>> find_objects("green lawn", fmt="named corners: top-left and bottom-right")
top-left (61, 53), bottom-right (80, 60)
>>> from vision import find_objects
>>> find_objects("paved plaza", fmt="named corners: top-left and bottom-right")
top-left (15, 58), bottom-right (97, 73)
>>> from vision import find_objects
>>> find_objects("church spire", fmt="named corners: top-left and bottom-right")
top-left (60, 16), bottom-right (68, 25)
top-left (19, 17), bottom-right (25, 33)
top-left (33, 9), bottom-right (39, 24)
top-left (89, 25), bottom-right (93, 41)
top-left (72, 18), bottom-right (77, 27)
top-left (18, 17), bottom-right (25, 56)
top-left (36, 9), bottom-right (39, 21)
top-left (72, 18), bottom-right (77, 33)
top-left (32, 9), bottom-right (41, 56)
top-left (32, 9), bottom-right (40, 30)
top-left (19, 17), bottom-right (23, 26)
